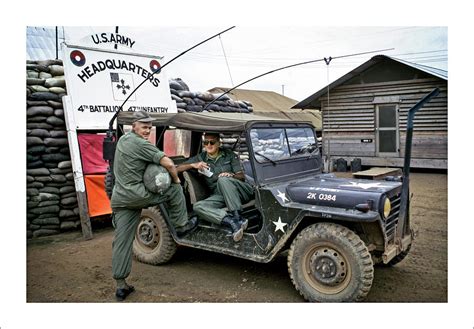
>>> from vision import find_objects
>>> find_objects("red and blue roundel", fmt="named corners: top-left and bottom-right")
top-left (70, 50), bottom-right (86, 67)
top-left (150, 59), bottom-right (161, 73)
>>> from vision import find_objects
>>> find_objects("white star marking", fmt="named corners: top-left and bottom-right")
top-left (273, 217), bottom-right (287, 233)
top-left (340, 181), bottom-right (392, 190)
top-left (276, 190), bottom-right (289, 203)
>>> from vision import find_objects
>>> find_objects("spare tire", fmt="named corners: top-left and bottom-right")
top-left (105, 165), bottom-right (115, 199)
top-left (143, 164), bottom-right (171, 194)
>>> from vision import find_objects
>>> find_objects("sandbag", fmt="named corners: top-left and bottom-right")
top-left (186, 105), bottom-right (203, 112)
top-left (29, 129), bottom-right (50, 138)
top-left (193, 98), bottom-right (206, 106)
top-left (182, 97), bottom-right (195, 105)
top-left (26, 78), bottom-right (45, 86)
top-left (27, 116), bottom-right (48, 123)
top-left (212, 93), bottom-right (230, 101)
top-left (196, 92), bottom-right (214, 102)
top-left (46, 116), bottom-right (65, 126)
top-left (171, 94), bottom-right (183, 102)
top-left (27, 136), bottom-right (44, 146)
top-left (205, 104), bottom-right (220, 111)
top-left (174, 78), bottom-right (190, 91)
top-left (29, 92), bottom-right (60, 102)
top-left (27, 106), bottom-right (54, 117)
top-left (177, 90), bottom-right (194, 98)
top-left (169, 80), bottom-right (184, 91)
top-left (49, 65), bottom-right (64, 76)
top-left (29, 85), bottom-right (49, 92)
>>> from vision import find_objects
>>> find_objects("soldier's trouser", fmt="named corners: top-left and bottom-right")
top-left (112, 183), bottom-right (188, 280)
top-left (193, 177), bottom-right (253, 225)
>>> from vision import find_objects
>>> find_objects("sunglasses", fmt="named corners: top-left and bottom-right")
top-left (203, 140), bottom-right (217, 146)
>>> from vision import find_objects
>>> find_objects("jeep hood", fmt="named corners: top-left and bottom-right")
top-left (285, 176), bottom-right (402, 212)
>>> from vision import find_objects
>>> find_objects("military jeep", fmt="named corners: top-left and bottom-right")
top-left (107, 89), bottom-right (437, 302)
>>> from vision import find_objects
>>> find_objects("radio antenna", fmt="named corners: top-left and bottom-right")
top-left (203, 48), bottom-right (393, 111)
top-left (108, 26), bottom-right (235, 130)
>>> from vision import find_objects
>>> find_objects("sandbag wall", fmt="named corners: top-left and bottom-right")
top-left (26, 72), bottom-right (255, 239)
top-left (169, 78), bottom-right (254, 113)
top-left (27, 60), bottom-right (80, 238)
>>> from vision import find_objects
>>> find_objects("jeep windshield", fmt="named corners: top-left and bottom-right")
top-left (250, 127), bottom-right (318, 163)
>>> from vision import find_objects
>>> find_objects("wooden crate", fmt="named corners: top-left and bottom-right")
top-left (352, 167), bottom-right (402, 180)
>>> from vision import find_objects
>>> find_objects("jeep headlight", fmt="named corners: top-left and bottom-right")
top-left (382, 197), bottom-right (391, 219)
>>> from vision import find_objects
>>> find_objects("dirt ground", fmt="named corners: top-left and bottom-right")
top-left (27, 172), bottom-right (447, 303)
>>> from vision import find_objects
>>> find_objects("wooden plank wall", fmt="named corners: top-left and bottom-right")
top-left (320, 78), bottom-right (447, 168)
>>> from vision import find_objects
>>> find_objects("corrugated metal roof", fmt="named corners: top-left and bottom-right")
top-left (26, 26), bottom-right (65, 61)
top-left (293, 55), bottom-right (448, 109)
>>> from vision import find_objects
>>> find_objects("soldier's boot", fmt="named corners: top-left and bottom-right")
top-left (222, 215), bottom-right (244, 242)
top-left (232, 210), bottom-right (248, 231)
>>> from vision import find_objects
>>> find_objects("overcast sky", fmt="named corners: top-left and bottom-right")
top-left (61, 26), bottom-right (447, 101)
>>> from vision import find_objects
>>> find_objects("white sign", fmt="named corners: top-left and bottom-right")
top-left (62, 44), bottom-right (175, 129)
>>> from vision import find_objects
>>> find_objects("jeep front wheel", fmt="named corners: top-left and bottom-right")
top-left (133, 207), bottom-right (177, 265)
top-left (288, 223), bottom-right (374, 302)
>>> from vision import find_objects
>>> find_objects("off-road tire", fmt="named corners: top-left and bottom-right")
top-left (133, 207), bottom-right (177, 265)
top-left (288, 222), bottom-right (374, 302)
top-left (105, 165), bottom-right (114, 200)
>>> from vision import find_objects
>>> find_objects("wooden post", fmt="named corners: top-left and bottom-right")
top-left (62, 96), bottom-right (93, 240)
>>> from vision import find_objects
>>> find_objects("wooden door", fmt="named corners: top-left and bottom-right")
top-left (376, 104), bottom-right (399, 156)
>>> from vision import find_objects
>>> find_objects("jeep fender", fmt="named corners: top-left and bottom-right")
top-left (263, 207), bottom-right (382, 262)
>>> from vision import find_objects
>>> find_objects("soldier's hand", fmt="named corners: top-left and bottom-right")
top-left (192, 162), bottom-right (209, 170)
top-left (218, 172), bottom-right (235, 178)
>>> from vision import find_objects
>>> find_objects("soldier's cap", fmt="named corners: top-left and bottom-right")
top-left (132, 110), bottom-right (154, 123)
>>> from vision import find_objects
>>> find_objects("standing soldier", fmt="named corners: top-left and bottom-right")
top-left (111, 110), bottom-right (197, 301)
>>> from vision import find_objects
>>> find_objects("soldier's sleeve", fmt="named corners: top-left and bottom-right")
top-left (183, 154), bottom-right (199, 165)
top-left (182, 152), bottom-right (204, 165)
top-left (136, 140), bottom-right (165, 164)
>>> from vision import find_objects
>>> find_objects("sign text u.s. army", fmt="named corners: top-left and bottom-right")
top-left (91, 33), bottom-right (136, 48)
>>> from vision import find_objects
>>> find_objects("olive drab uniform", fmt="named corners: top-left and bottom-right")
top-left (111, 131), bottom-right (188, 281)
top-left (186, 149), bottom-right (254, 225)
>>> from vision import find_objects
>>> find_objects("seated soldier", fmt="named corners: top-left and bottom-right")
top-left (176, 132), bottom-right (253, 242)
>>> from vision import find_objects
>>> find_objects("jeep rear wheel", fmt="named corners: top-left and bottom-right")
top-left (133, 207), bottom-right (177, 265)
top-left (288, 223), bottom-right (374, 302)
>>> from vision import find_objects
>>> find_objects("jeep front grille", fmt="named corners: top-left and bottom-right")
top-left (384, 194), bottom-right (401, 243)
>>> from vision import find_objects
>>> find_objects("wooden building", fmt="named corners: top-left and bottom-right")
top-left (293, 55), bottom-right (447, 170)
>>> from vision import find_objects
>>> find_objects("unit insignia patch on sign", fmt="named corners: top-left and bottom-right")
top-left (110, 72), bottom-right (136, 101)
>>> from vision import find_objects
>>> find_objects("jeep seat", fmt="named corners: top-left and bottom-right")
top-left (182, 170), bottom-right (255, 209)
top-left (183, 171), bottom-right (209, 205)
top-left (242, 160), bottom-right (255, 185)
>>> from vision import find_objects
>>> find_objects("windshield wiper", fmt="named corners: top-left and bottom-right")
top-left (255, 152), bottom-right (277, 165)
